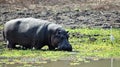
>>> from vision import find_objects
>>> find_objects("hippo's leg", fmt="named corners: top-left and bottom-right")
top-left (7, 41), bottom-right (16, 49)
top-left (48, 45), bottom-right (55, 50)
top-left (23, 45), bottom-right (32, 50)
top-left (34, 43), bottom-right (44, 50)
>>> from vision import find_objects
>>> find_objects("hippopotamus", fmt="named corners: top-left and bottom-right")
top-left (3, 18), bottom-right (72, 51)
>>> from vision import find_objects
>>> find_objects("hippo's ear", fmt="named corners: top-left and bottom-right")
top-left (66, 31), bottom-right (70, 38)
top-left (66, 31), bottom-right (69, 35)
top-left (66, 31), bottom-right (69, 33)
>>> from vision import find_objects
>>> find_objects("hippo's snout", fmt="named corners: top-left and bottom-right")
top-left (58, 39), bottom-right (72, 51)
top-left (61, 44), bottom-right (72, 51)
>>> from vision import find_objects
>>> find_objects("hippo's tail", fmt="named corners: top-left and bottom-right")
top-left (2, 30), bottom-right (5, 41)
top-left (2, 29), bottom-right (8, 46)
top-left (2, 25), bottom-right (7, 42)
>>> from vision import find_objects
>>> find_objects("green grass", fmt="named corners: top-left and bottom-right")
top-left (0, 28), bottom-right (120, 63)
top-left (67, 28), bottom-right (120, 57)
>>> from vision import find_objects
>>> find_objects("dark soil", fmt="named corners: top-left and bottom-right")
top-left (1, 9), bottom-right (120, 28)
top-left (0, 0), bottom-right (120, 28)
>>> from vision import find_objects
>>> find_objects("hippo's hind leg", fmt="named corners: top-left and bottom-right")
top-left (7, 41), bottom-right (16, 49)
top-left (34, 43), bottom-right (44, 50)
top-left (22, 45), bottom-right (33, 50)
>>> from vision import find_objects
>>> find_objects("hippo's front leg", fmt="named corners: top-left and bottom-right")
top-left (22, 44), bottom-right (33, 49)
top-left (34, 43), bottom-right (44, 50)
top-left (48, 45), bottom-right (55, 50)
top-left (7, 41), bottom-right (16, 49)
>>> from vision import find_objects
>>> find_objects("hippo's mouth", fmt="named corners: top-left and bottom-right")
top-left (57, 39), bottom-right (72, 51)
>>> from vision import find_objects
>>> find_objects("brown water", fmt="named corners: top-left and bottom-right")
top-left (0, 58), bottom-right (120, 67)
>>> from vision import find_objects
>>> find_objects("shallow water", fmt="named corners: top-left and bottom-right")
top-left (0, 58), bottom-right (120, 67)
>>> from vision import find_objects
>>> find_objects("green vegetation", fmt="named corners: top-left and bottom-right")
top-left (0, 28), bottom-right (120, 64)
top-left (67, 28), bottom-right (120, 57)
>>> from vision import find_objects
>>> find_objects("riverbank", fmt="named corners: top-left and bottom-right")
top-left (0, 28), bottom-right (120, 59)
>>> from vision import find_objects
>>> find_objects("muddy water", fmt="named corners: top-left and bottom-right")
top-left (0, 58), bottom-right (120, 67)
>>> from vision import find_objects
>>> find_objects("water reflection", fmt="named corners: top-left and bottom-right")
top-left (0, 58), bottom-right (120, 67)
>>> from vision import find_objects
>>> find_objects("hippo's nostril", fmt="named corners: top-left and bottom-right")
top-left (65, 46), bottom-right (72, 51)
top-left (58, 45), bottom-right (72, 51)
top-left (57, 39), bottom-right (72, 51)
top-left (65, 48), bottom-right (72, 51)
top-left (63, 47), bottom-right (72, 51)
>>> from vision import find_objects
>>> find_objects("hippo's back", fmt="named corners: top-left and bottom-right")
top-left (4, 18), bottom-right (50, 45)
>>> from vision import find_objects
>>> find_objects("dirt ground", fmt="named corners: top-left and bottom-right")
top-left (0, 0), bottom-right (120, 28)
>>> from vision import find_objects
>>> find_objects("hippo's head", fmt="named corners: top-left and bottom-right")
top-left (51, 28), bottom-right (72, 51)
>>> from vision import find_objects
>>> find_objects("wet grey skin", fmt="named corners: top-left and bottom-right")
top-left (3, 18), bottom-right (72, 51)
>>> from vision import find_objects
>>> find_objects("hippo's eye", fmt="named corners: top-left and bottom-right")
top-left (55, 35), bottom-right (64, 40)
top-left (55, 31), bottom-right (69, 39)
top-left (55, 35), bottom-right (60, 38)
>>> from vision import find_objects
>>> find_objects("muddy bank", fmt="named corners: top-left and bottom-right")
top-left (0, 0), bottom-right (120, 28)
top-left (0, 9), bottom-right (120, 28)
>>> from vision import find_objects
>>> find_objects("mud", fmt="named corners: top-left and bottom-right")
top-left (0, 9), bottom-right (120, 28)
top-left (0, 0), bottom-right (120, 28)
